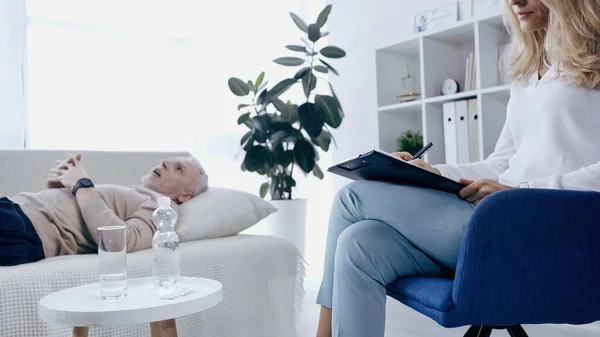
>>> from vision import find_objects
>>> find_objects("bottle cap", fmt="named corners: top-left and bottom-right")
top-left (158, 197), bottom-right (171, 206)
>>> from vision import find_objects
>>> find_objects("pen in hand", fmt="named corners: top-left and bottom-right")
top-left (409, 142), bottom-right (434, 160)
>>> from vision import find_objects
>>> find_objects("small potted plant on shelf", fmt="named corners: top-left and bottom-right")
top-left (227, 4), bottom-right (345, 255)
top-left (396, 130), bottom-right (423, 155)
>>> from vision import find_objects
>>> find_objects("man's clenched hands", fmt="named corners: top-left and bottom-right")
top-left (47, 154), bottom-right (90, 190)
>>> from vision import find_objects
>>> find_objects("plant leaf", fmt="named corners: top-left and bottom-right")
top-left (319, 58), bottom-right (339, 76)
top-left (294, 67), bottom-right (311, 80)
top-left (314, 65), bottom-right (328, 73)
top-left (293, 138), bottom-right (316, 173)
top-left (256, 89), bottom-right (268, 105)
top-left (270, 130), bottom-right (290, 145)
top-left (255, 72), bottom-right (265, 88)
top-left (240, 131), bottom-right (252, 146)
top-left (285, 176), bottom-right (296, 187)
top-left (315, 95), bottom-right (343, 128)
top-left (270, 175), bottom-right (280, 199)
top-left (273, 99), bottom-right (299, 124)
top-left (237, 104), bottom-right (250, 110)
top-left (302, 72), bottom-right (317, 98)
top-left (259, 182), bottom-right (269, 198)
top-left (286, 45), bottom-right (307, 53)
top-left (328, 82), bottom-right (343, 110)
top-left (252, 114), bottom-right (272, 143)
top-left (247, 80), bottom-right (255, 93)
top-left (279, 150), bottom-right (294, 167)
top-left (306, 51), bottom-right (318, 56)
top-left (244, 145), bottom-right (268, 171)
top-left (243, 117), bottom-right (253, 129)
top-left (312, 163), bottom-right (325, 179)
top-left (312, 129), bottom-right (331, 151)
top-left (256, 80), bottom-right (268, 93)
top-left (290, 12), bottom-right (308, 32)
top-left (308, 24), bottom-right (321, 43)
top-left (267, 78), bottom-right (296, 100)
top-left (316, 4), bottom-right (332, 28)
top-left (237, 112), bottom-right (251, 125)
top-left (273, 57), bottom-right (305, 67)
top-left (228, 77), bottom-right (250, 96)
top-left (320, 46), bottom-right (346, 58)
top-left (321, 31), bottom-right (329, 37)
top-left (298, 102), bottom-right (325, 138)
top-left (271, 120), bottom-right (295, 133)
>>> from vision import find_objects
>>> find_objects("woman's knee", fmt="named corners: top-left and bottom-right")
top-left (335, 220), bottom-right (392, 268)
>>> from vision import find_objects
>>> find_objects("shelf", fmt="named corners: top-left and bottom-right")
top-left (377, 85), bottom-right (510, 113)
top-left (427, 21), bottom-right (475, 45)
top-left (379, 38), bottom-right (420, 57)
top-left (424, 91), bottom-right (477, 104)
top-left (479, 11), bottom-right (505, 29)
top-left (481, 84), bottom-right (511, 100)
top-left (480, 84), bottom-right (510, 94)
top-left (378, 99), bottom-right (421, 113)
top-left (376, 12), bottom-right (503, 52)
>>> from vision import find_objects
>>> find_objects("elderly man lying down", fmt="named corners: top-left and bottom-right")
top-left (0, 154), bottom-right (209, 267)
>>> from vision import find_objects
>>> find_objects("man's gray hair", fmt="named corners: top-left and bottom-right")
top-left (188, 156), bottom-right (209, 196)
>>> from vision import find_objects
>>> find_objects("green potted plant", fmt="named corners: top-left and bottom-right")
top-left (396, 130), bottom-right (423, 155)
top-left (227, 4), bottom-right (345, 255)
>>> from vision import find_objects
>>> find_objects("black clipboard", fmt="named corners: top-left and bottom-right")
top-left (327, 150), bottom-right (466, 195)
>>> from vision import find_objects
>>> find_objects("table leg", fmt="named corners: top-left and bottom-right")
top-left (150, 319), bottom-right (178, 337)
top-left (72, 327), bottom-right (89, 337)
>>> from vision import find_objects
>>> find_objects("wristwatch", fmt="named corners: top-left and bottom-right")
top-left (72, 178), bottom-right (95, 196)
top-left (519, 181), bottom-right (530, 188)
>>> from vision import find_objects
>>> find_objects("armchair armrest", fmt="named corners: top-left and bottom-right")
top-left (452, 188), bottom-right (600, 325)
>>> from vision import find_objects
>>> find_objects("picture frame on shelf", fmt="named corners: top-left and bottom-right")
top-left (473, 0), bottom-right (501, 18)
top-left (414, 2), bottom-right (459, 34)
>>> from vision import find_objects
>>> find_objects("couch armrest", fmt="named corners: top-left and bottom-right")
top-left (452, 188), bottom-right (600, 325)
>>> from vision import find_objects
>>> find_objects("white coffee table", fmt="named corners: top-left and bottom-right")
top-left (38, 276), bottom-right (223, 337)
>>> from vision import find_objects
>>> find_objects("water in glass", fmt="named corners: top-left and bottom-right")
top-left (98, 226), bottom-right (127, 300)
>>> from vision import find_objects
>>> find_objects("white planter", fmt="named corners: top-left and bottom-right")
top-left (258, 199), bottom-right (307, 256)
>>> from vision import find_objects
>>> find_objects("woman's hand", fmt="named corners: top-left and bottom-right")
top-left (391, 151), bottom-right (441, 175)
top-left (458, 178), bottom-right (515, 205)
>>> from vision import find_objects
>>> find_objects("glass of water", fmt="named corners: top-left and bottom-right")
top-left (98, 226), bottom-right (127, 300)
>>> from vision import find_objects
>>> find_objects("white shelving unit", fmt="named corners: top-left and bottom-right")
top-left (375, 11), bottom-right (510, 164)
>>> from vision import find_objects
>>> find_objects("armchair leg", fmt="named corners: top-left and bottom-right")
top-left (477, 326), bottom-right (493, 337)
top-left (462, 325), bottom-right (494, 337)
top-left (463, 325), bottom-right (482, 337)
top-left (507, 325), bottom-right (529, 337)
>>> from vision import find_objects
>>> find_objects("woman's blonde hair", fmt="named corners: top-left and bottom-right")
top-left (502, 0), bottom-right (600, 88)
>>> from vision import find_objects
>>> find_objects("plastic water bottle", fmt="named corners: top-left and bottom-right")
top-left (152, 197), bottom-right (180, 289)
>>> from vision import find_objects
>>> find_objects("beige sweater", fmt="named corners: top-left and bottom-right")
top-left (10, 185), bottom-right (177, 258)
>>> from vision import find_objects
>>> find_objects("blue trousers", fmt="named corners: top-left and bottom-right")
top-left (317, 181), bottom-right (475, 337)
top-left (0, 197), bottom-right (44, 266)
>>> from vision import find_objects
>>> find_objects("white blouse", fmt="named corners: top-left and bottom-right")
top-left (434, 67), bottom-right (600, 191)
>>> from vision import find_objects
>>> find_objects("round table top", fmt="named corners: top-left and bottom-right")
top-left (38, 277), bottom-right (222, 327)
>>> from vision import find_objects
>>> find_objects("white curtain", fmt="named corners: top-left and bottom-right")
top-left (0, 0), bottom-right (27, 148)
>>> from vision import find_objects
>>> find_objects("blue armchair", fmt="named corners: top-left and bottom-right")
top-left (386, 188), bottom-right (600, 337)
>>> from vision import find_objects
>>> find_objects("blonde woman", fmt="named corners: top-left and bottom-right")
top-left (315, 0), bottom-right (600, 336)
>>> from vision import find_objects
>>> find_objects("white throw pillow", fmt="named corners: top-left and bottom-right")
top-left (176, 187), bottom-right (277, 242)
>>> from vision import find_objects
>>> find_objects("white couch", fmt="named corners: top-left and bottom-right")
top-left (0, 150), bottom-right (305, 337)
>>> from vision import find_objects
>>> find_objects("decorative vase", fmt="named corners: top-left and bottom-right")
top-left (260, 199), bottom-right (307, 256)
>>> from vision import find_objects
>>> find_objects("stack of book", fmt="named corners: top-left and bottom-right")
top-left (442, 98), bottom-right (481, 164)
top-left (464, 52), bottom-right (476, 91)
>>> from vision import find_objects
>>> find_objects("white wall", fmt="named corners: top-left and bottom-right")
top-left (326, 0), bottom-right (472, 190)
top-left (0, 0), bottom-right (27, 148)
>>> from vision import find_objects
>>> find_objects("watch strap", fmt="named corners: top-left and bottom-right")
top-left (72, 178), bottom-right (94, 196)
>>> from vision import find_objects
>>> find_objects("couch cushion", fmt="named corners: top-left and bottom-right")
top-left (386, 276), bottom-right (454, 311)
